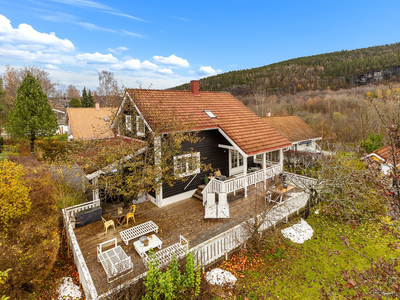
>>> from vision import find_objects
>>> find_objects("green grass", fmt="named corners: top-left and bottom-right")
top-left (56, 183), bottom-right (87, 209)
top-left (216, 209), bottom-right (399, 299)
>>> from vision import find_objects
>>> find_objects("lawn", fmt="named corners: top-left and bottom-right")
top-left (214, 208), bottom-right (399, 299)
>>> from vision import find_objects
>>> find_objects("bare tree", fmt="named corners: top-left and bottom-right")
top-left (66, 85), bottom-right (80, 100)
top-left (97, 70), bottom-right (120, 106)
top-left (2, 65), bottom-right (56, 98)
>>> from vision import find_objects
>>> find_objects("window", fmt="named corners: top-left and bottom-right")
top-left (174, 152), bottom-right (200, 177)
top-left (136, 115), bottom-right (145, 136)
top-left (204, 110), bottom-right (216, 118)
top-left (125, 115), bottom-right (132, 131)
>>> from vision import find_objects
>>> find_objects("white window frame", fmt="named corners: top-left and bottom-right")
top-left (125, 115), bottom-right (132, 131)
top-left (136, 115), bottom-right (145, 137)
top-left (174, 152), bottom-right (201, 177)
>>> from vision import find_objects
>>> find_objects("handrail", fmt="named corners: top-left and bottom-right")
top-left (184, 174), bottom-right (197, 190)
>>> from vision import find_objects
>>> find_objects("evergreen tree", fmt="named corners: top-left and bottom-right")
top-left (81, 87), bottom-right (89, 107)
top-left (87, 89), bottom-right (94, 107)
top-left (6, 74), bottom-right (58, 155)
top-left (69, 97), bottom-right (81, 107)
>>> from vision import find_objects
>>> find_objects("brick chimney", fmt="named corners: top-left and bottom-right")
top-left (266, 112), bottom-right (271, 117)
top-left (190, 80), bottom-right (199, 96)
top-left (95, 102), bottom-right (100, 111)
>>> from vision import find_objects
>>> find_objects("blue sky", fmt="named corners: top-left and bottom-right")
top-left (1, 0), bottom-right (400, 92)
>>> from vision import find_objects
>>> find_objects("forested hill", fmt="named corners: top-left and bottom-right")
top-left (173, 43), bottom-right (400, 97)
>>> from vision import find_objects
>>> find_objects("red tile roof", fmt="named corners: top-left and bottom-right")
top-left (262, 116), bottom-right (321, 143)
top-left (373, 146), bottom-right (400, 165)
top-left (125, 89), bottom-right (290, 155)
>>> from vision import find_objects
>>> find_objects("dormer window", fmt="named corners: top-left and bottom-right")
top-left (204, 110), bottom-right (216, 118)
top-left (136, 115), bottom-right (145, 137)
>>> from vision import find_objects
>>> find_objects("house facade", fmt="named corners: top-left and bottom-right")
top-left (262, 115), bottom-right (322, 153)
top-left (113, 81), bottom-right (291, 207)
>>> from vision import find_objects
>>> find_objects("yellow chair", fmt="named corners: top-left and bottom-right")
top-left (126, 204), bottom-right (136, 225)
top-left (101, 216), bottom-right (115, 234)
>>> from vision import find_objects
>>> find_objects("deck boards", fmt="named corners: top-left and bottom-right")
top-left (73, 184), bottom-right (275, 295)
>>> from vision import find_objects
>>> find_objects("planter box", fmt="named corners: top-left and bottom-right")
top-left (75, 206), bottom-right (102, 228)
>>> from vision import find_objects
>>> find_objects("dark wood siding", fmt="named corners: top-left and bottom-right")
top-left (162, 129), bottom-right (230, 199)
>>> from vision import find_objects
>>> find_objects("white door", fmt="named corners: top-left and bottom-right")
top-left (229, 149), bottom-right (244, 176)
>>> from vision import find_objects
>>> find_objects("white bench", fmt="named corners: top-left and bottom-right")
top-left (143, 235), bottom-right (189, 268)
top-left (97, 238), bottom-right (133, 283)
top-left (120, 221), bottom-right (159, 246)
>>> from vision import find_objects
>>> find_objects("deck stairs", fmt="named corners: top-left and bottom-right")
top-left (193, 185), bottom-right (205, 201)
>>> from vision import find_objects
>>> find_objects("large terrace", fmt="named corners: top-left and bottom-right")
top-left (73, 183), bottom-right (274, 295)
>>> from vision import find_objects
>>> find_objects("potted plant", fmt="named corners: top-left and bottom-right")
top-left (204, 174), bottom-right (209, 184)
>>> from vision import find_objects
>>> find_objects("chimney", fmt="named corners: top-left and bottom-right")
top-left (95, 102), bottom-right (100, 111)
top-left (190, 80), bottom-right (199, 96)
top-left (266, 112), bottom-right (271, 117)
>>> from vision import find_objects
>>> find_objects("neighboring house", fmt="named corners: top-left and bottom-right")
top-left (65, 103), bottom-right (115, 140)
top-left (262, 115), bottom-right (322, 152)
top-left (364, 145), bottom-right (400, 175)
top-left (52, 108), bottom-right (68, 135)
top-left (112, 80), bottom-right (291, 207)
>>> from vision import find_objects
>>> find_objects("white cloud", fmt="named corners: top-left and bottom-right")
top-left (153, 54), bottom-right (189, 68)
top-left (0, 44), bottom-right (64, 64)
top-left (122, 30), bottom-right (144, 38)
top-left (0, 14), bottom-right (75, 52)
top-left (45, 64), bottom-right (60, 70)
top-left (157, 68), bottom-right (174, 75)
top-left (78, 22), bottom-right (117, 33)
top-left (198, 66), bottom-right (222, 77)
top-left (111, 59), bottom-right (158, 71)
top-left (107, 46), bottom-right (129, 54)
top-left (76, 52), bottom-right (118, 64)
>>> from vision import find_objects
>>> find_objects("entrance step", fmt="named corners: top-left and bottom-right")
top-left (193, 185), bottom-right (206, 201)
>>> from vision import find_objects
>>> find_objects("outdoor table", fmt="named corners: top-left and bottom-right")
top-left (133, 234), bottom-right (162, 258)
top-left (268, 184), bottom-right (296, 203)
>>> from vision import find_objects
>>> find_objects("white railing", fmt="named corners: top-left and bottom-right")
top-left (202, 164), bottom-right (283, 204)
top-left (63, 204), bottom-right (99, 300)
top-left (191, 190), bottom-right (309, 268)
top-left (64, 197), bottom-right (101, 224)
top-left (285, 172), bottom-right (318, 189)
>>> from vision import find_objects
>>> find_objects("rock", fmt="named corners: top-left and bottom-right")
top-left (205, 268), bottom-right (237, 287)
top-left (57, 277), bottom-right (82, 300)
top-left (281, 218), bottom-right (313, 244)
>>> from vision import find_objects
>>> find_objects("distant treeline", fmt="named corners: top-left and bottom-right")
top-left (173, 43), bottom-right (400, 97)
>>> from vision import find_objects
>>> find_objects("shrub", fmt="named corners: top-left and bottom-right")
top-left (0, 166), bottom-right (60, 298)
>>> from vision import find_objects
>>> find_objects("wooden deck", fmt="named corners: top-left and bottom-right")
top-left (74, 184), bottom-right (274, 295)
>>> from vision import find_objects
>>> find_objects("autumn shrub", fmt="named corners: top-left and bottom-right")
top-left (0, 165), bottom-right (60, 298)
top-left (36, 139), bottom-right (72, 162)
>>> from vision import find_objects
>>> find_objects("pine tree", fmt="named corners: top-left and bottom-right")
top-left (81, 87), bottom-right (88, 107)
top-left (87, 89), bottom-right (94, 107)
top-left (6, 74), bottom-right (58, 155)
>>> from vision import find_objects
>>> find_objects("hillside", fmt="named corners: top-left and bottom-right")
top-left (173, 43), bottom-right (400, 97)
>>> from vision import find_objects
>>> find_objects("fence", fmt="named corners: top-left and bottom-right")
top-left (191, 191), bottom-right (309, 269)
top-left (62, 199), bottom-right (101, 300)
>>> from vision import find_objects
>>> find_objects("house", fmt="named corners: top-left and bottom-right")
top-left (65, 103), bottom-right (115, 140)
top-left (364, 145), bottom-right (400, 175)
top-left (262, 115), bottom-right (322, 152)
top-left (112, 80), bottom-right (291, 207)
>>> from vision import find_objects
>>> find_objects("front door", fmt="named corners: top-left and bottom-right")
top-left (229, 149), bottom-right (244, 176)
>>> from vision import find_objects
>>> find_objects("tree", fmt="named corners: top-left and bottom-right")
top-left (69, 97), bottom-right (81, 107)
top-left (359, 132), bottom-right (384, 153)
top-left (2, 65), bottom-right (56, 98)
top-left (6, 74), bottom-right (58, 155)
top-left (65, 84), bottom-right (80, 100)
top-left (0, 78), bottom-right (10, 128)
top-left (97, 70), bottom-right (119, 106)
top-left (81, 87), bottom-right (89, 107)
top-left (87, 89), bottom-right (94, 107)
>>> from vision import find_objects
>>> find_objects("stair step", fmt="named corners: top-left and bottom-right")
top-left (198, 184), bottom-right (206, 190)
top-left (193, 193), bottom-right (203, 201)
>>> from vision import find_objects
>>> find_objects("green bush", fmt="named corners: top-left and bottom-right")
top-left (0, 136), bottom-right (4, 153)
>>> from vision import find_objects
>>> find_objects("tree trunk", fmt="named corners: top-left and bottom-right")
top-left (30, 136), bottom-right (35, 156)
